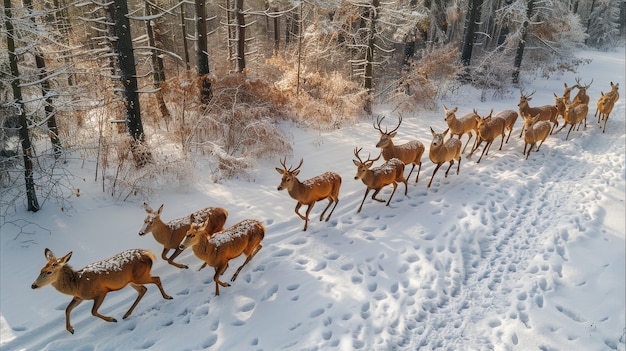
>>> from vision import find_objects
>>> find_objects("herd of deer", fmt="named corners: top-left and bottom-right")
top-left (31, 80), bottom-right (618, 334)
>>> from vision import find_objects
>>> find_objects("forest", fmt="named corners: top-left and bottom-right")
top-left (1, 0), bottom-right (624, 213)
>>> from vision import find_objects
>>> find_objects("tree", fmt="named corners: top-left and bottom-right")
top-left (460, 0), bottom-right (483, 66)
top-left (196, 0), bottom-right (212, 103)
top-left (4, 0), bottom-right (40, 212)
top-left (586, 0), bottom-right (620, 48)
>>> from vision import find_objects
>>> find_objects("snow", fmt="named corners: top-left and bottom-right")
top-left (1, 48), bottom-right (625, 351)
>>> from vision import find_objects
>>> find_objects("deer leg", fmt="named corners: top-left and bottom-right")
top-left (468, 139), bottom-right (482, 158)
top-left (456, 157), bottom-right (461, 175)
top-left (414, 161), bottom-right (422, 183)
top-left (386, 182), bottom-right (398, 206)
top-left (602, 116), bottom-right (608, 133)
top-left (214, 265), bottom-right (231, 296)
top-left (65, 298), bottom-right (83, 334)
top-left (166, 248), bottom-right (189, 269)
top-left (303, 203), bottom-right (315, 231)
top-left (357, 189), bottom-right (371, 213)
top-left (505, 129), bottom-right (512, 144)
top-left (319, 198), bottom-right (334, 221)
top-left (371, 188), bottom-right (385, 202)
top-left (461, 133), bottom-right (473, 153)
top-left (444, 160), bottom-right (455, 177)
top-left (198, 262), bottom-right (208, 271)
top-left (231, 244), bottom-right (263, 282)
top-left (91, 294), bottom-right (116, 323)
top-left (566, 124), bottom-right (575, 140)
top-left (148, 275), bottom-right (173, 300)
top-left (405, 164), bottom-right (416, 181)
top-left (294, 203), bottom-right (306, 220)
top-left (498, 133), bottom-right (505, 150)
top-left (160, 247), bottom-right (170, 261)
top-left (324, 197), bottom-right (339, 222)
top-left (123, 284), bottom-right (147, 319)
top-left (477, 141), bottom-right (491, 163)
top-left (428, 163), bottom-right (443, 188)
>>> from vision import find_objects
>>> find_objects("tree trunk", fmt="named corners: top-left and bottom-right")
top-left (113, 0), bottom-right (145, 143)
top-left (24, 0), bottom-right (62, 159)
top-left (364, 0), bottom-right (380, 92)
top-left (145, 2), bottom-right (171, 122)
top-left (512, 0), bottom-right (534, 84)
top-left (235, 0), bottom-right (246, 73)
top-left (273, 8), bottom-right (280, 55)
top-left (180, 3), bottom-right (191, 70)
top-left (196, 0), bottom-right (212, 103)
top-left (460, 0), bottom-right (482, 66)
top-left (4, 0), bottom-right (40, 212)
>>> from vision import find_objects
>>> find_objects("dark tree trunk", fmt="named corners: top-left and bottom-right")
top-left (273, 8), bottom-right (280, 55)
top-left (195, 0), bottom-right (212, 103)
top-left (145, 2), bottom-right (170, 122)
top-left (4, 0), bottom-right (40, 212)
top-left (180, 3), bottom-right (191, 70)
top-left (113, 0), bottom-right (144, 143)
top-left (512, 0), bottom-right (534, 84)
top-left (364, 0), bottom-right (380, 92)
top-left (460, 0), bottom-right (482, 66)
top-left (24, 0), bottom-right (62, 158)
top-left (235, 0), bottom-right (246, 73)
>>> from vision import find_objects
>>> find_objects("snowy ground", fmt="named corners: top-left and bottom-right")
top-left (1, 49), bottom-right (624, 351)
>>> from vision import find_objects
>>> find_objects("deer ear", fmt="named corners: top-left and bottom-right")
top-left (45, 248), bottom-right (55, 260)
top-left (390, 132), bottom-right (397, 138)
top-left (292, 170), bottom-right (300, 176)
top-left (353, 159), bottom-right (360, 166)
top-left (275, 167), bottom-right (284, 174)
top-left (157, 204), bottom-right (164, 215)
top-left (142, 202), bottom-right (152, 212)
top-left (60, 251), bottom-right (72, 264)
top-left (430, 127), bottom-right (435, 136)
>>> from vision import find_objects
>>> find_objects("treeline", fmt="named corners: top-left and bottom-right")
top-left (1, 0), bottom-right (624, 213)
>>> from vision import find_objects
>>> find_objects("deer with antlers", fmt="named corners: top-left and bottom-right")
top-left (518, 89), bottom-right (559, 135)
top-left (573, 77), bottom-right (593, 106)
top-left (32, 248), bottom-right (173, 334)
top-left (468, 111), bottom-right (507, 163)
top-left (276, 158), bottom-right (341, 231)
top-left (353, 148), bottom-right (407, 213)
top-left (373, 115), bottom-right (425, 182)
top-left (442, 105), bottom-right (479, 153)
top-left (139, 203), bottom-right (228, 269)
top-left (427, 128), bottom-right (461, 188)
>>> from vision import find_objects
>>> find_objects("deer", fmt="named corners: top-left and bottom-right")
top-left (554, 93), bottom-right (567, 122)
top-left (522, 113), bottom-right (552, 160)
top-left (517, 89), bottom-right (559, 136)
top-left (373, 115), bottom-right (425, 182)
top-left (275, 158), bottom-right (341, 231)
top-left (494, 109), bottom-right (519, 144)
top-left (562, 82), bottom-right (576, 103)
top-left (554, 101), bottom-right (589, 140)
top-left (179, 218), bottom-right (265, 296)
top-left (442, 105), bottom-right (479, 153)
top-left (573, 77), bottom-right (593, 106)
top-left (139, 203), bottom-right (228, 269)
top-left (352, 147), bottom-right (407, 213)
top-left (595, 92), bottom-right (617, 133)
top-left (31, 248), bottom-right (173, 334)
top-left (427, 128), bottom-right (461, 188)
top-left (468, 111), bottom-right (506, 163)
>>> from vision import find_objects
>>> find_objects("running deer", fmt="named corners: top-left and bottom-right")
top-left (522, 113), bottom-right (552, 160)
top-left (427, 128), bottom-right (461, 188)
top-left (31, 248), bottom-right (173, 334)
top-left (180, 219), bottom-right (265, 296)
top-left (555, 102), bottom-right (589, 140)
top-left (573, 77), bottom-right (593, 106)
top-left (517, 89), bottom-right (559, 135)
top-left (468, 111), bottom-right (506, 163)
top-left (554, 93), bottom-right (567, 121)
top-left (442, 105), bottom-right (479, 153)
top-left (275, 158), bottom-right (341, 231)
top-left (595, 82), bottom-right (619, 133)
top-left (353, 147), bottom-right (407, 213)
top-left (373, 115), bottom-right (425, 182)
top-left (562, 82), bottom-right (576, 102)
top-left (494, 109), bottom-right (519, 144)
top-left (139, 203), bottom-right (228, 269)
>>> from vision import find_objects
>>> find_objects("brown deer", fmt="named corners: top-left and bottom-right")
top-left (522, 113), bottom-right (552, 160)
top-left (562, 82), bottom-right (576, 102)
top-left (373, 115), bottom-right (425, 182)
top-left (31, 248), bottom-right (173, 334)
top-left (518, 89), bottom-right (559, 135)
top-left (427, 128), bottom-right (461, 188)
top-left (442, 105), bottom-right (479, 153)
top-left (139, 203), bottom-right (228, 269)
top-left (468, 111), bottom-right (506, 163)
top-left (180, 219), bottom-right (265, 296)
top-left (353, 148), bottom-right (407, 213)
top-left (275, 158), bottom-right (341, 231)
top-left (494, 109), bottom-right (519, 144)
top-left (555, 102), bottom-right (589, 140)
top-left (554, 93), bottom-right (567, 122)
top-left (595, 82), bottom-right (619, 133)
top-left (573, 77), bottom-right (593, 106)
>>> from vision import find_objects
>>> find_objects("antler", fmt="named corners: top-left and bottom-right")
top-left (373, 115), bottom-right (386, 133)
top-left (354, 147), bottom-right (365, 163)
top-left (279, 157), bottom-right (304, 172)
top-left (389, 115), bottom-right (402, 134)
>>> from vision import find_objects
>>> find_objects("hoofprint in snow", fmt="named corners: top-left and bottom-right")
top-left (1, 49), bottom-right (624, 350)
